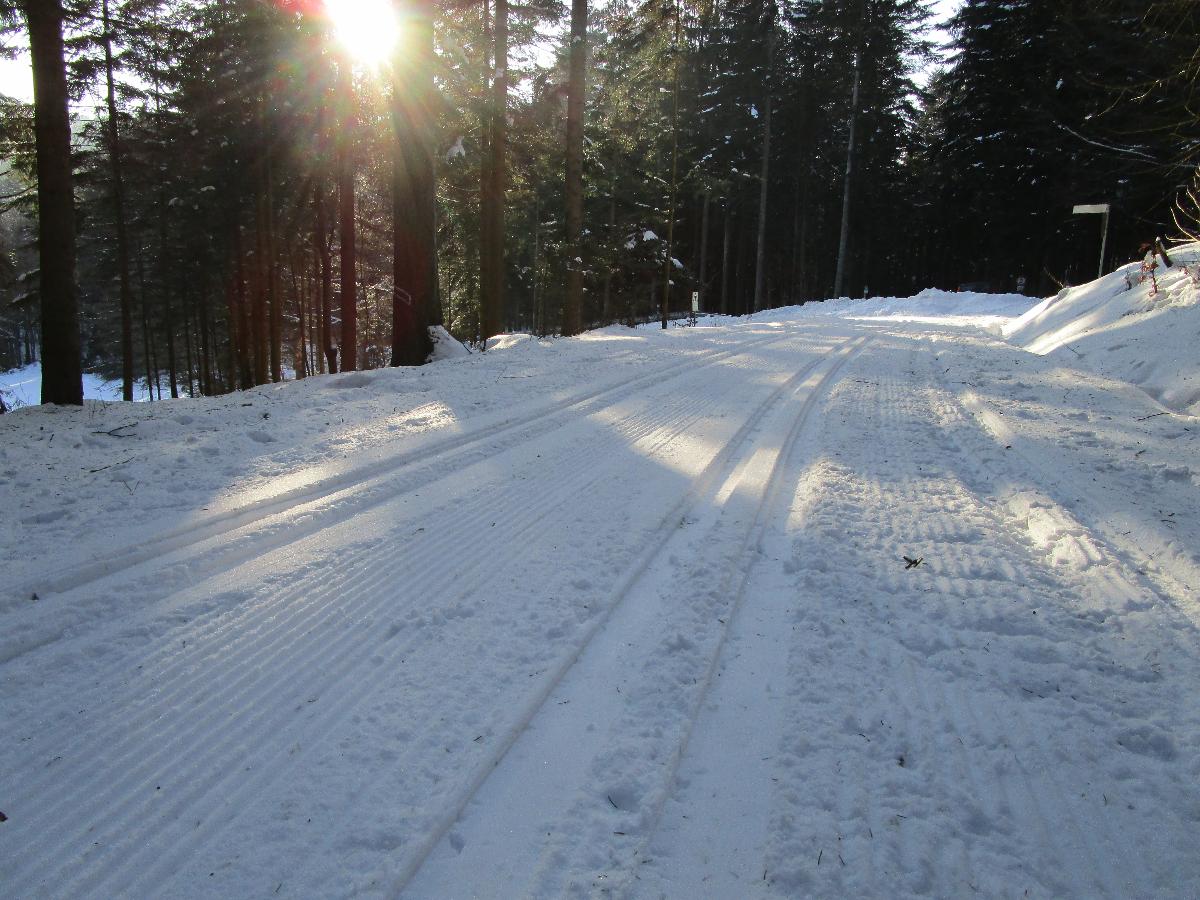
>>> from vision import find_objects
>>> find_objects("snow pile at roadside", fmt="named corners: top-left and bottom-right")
top-left (1004, 243), bottom-right (1200, 415)
top-left (685, 289), bottom-right (1037, 332)
top-left (428, 325), bottom-right (472, 361)
top-left (796, 288), bottom-right (1036, 325)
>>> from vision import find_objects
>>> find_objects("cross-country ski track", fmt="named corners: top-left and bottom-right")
top-left (3, 311), bottom-right (1199, 899)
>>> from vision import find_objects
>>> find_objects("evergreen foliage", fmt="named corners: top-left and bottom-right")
top-left (0, 0), bottom-right (1196, 395)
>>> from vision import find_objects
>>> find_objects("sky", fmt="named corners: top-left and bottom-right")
top-left (0, 0), bottom-right (964, 106)
top-left (0, 52), bottom-right (31, 103)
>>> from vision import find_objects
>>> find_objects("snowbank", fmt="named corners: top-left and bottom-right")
top-left (674, 289), bottom-right (1037, 333)
top-left (1004, 244), bottom-right (1200, 415)
top-left (782, 288), bottom-right (1036, 325)
top-left (428, 325), bottom-right (472, 361)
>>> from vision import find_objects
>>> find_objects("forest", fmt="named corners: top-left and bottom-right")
top-left (1, 0), bottom-right (1197, 404)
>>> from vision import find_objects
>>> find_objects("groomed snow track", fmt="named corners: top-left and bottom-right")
top-left (2, 318), bottom-right (1198, 899)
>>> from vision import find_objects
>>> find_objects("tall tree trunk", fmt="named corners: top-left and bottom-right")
top-left (314, 185), bottom-right (334, 373)
top-left (752, 22), bottom-right (774, 312)
top-left (232, 228), bottom-right (250, 388)
top-left (223, 272), bottom-right (237, 392)
top-left (308, 242), bottom-right (320, 374)
top-left (390, 0), bottom-right (438, 367)
top-left (480, 0), bottom-right (507, 340)
top-left (697, 190), bottom-right (710, 311)
top-left (265, 143), bottom-right (282, 382)
top-left (660, 0), bottom-right (682, 329)
top-left (148, 39), bottom-right (176, 397)
top-left (136, 251), bottom-right (157, 398)
top-left (789, 180), bottom-right (802, 300)
top-left (291, 248), bottom-right (308, 377)
top-left (253, 176), bottom-right (270, 385)
top-left (752, 94), bottom-right (772, 312)
top-left (562, 0), bottom-right (587, 336)
top-left (531, 194), bottom-right (541, 333)
top-left (737, 216), bottom-right (751, 314)
top-left (182, 283), bottom-right (196, 397)
top-left (25, 0), bottom-right (82, 405)
top-left (100, 0), bottom-right (134, 401)
top-left (833, 2), bottom-right (866, 299)
top-left (490, 0), bottom-right (506, 335)
top-left (337, 59), bottom-right (358, 371)
top-left (601, 188), bottom-right (615, 321)
top-left (720, 205), bottom-right (731, 315)
top-left (156, 191), bottom-right (179, 398)
top-left (227, 243), bottom-right (244, 389)
top-left (477, 0), bottom-right (492, 344)
top-left (197, 276), bottom-right (212, 394)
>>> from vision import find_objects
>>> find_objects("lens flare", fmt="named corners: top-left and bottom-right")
top-left (325, 0), bottom-right (400, 67)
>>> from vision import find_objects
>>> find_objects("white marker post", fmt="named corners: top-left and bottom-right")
top-left (1073, 203), bottom-right (1110, 280)
top-left (691, 291), bottom-right (699, 313)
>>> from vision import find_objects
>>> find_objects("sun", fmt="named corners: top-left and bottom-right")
top-left (325, 0), bottom-right (400, 67)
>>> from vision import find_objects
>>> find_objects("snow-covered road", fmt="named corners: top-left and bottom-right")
top-left (2, 307), bottom-right (1198, 899)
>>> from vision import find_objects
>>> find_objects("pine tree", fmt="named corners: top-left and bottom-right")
top-left (561, 0), bottom-right (587, 336)
top-left (389, 0), bottom-right (438, 366)
top-left (23, 0), bottom-right (82, 404)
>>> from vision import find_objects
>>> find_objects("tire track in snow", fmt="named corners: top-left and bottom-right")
top-left (910, 386), bottom-right (1132, 897)
top-left (601, 337), bottom-right (867, 899)
top-left (4, 331), bottom-right (801, 767)
top-left (394, 337), bottom-right (867, 899)
top-left (854, 374), bottom-right (980, 897)
top-left (1, 328), bottom-right (792, 649)
top-left (934, 348), bottom-right (1200, 628)
top-left (1, 329), bottom-right (842, 899)
top-left (748, 335), bottom-right (1193, 898)
top-left (899, 359), bottom-right (1155, 898)
top-left (8, 348), bottom-right (774, 895)
top-left (917, 344), bottom-right (1199, 896)
top-left (633, 356), bottom-right (877, 899)
top-left (7, 350), bottom-right (740, 786)
top-left (750, 374), bottom-right (986, 898)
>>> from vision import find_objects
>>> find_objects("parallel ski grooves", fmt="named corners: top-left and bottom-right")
top-left (3, 330), bottom-right (838, 898)
top-left (4, 329), bottom-right (790, 620)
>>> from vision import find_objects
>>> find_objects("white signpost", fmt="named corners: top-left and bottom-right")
top-left (1073, 203), bottom-right (1111, 280)
top-left (691, 291), bottom-right (699, 313)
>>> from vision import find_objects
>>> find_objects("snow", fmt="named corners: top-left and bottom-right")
top-left (1003, 245), bottom-right (1200, 415)
top-left (0, 362), bottom-right (153, 409)
top-left (428, 325), bottom-right (471, 361)
top-left (2, 271), bottom-right (1199, 899)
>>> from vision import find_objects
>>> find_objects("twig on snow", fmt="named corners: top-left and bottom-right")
top-left (92, 422), bottom-right (138, 437)
top-left (87, 456), bottom-right (135, 473)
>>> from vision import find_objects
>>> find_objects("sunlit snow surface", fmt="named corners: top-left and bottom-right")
top-left (2, 264), bottom-right (1198, 899)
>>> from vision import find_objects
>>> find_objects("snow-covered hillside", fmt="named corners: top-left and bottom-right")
top-left (1004, 243), bottom-right (1200, 415)
top-left (2, 281), bottom-right (1198, 899)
